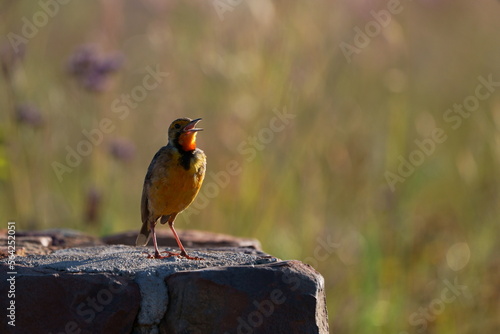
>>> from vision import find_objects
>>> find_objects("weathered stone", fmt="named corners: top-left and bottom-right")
top-left (0, 239), bottom-right (328, 333)
top-left (0, 263), bottom-right (140, 334)
top-left (102, 229), bottom-right (262, 251)
top-left (16, 229), bottom-right (104, 248)
top-left (0, 229), bottom-right (103, 256)
top-left (161, 260), bottom-right (329, 334)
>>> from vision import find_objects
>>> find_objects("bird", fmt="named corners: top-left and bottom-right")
top-left (136, 117), bottom-right (206, 260)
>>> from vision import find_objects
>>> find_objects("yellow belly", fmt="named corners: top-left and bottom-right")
top-left (147, 149), bottom-right (205, 216)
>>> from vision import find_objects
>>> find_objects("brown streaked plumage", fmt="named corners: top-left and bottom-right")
top-left (136, 118), bottom-right (206, 260)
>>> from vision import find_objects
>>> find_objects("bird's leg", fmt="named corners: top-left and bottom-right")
top-left (145, 216), bottom-right (203, 260)
top-left (151, 222), bottom-right (164, 258)
top-left (168, 215), bottom-right (204, 260)
top-left (146, 220), bottom-right (174, 259)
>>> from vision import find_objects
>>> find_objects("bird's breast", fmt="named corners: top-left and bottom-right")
top-left (148, 148), bottom-right (206, 215)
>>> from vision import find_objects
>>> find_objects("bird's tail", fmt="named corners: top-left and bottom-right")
top-left (135, 221), bottom-right (151, 246)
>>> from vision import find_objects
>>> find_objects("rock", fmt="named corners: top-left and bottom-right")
top-left (102, 229), bottom-right (262, 251)
top-left (0, 243), bottom-right (328, 333)
top-left (162, 260), bottom-right (329, 334)
top-left (0, 229), bottom-right (103, 257)
top-left (15, 229), bottom-right (103, 248)
top-left (0, 264), bottom-right (140, 334)
top-left (0, 228), bottom-right (261, 258)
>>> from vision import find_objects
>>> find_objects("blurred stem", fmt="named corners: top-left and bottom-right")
top-left (4, 77), bottom-right (34, 224)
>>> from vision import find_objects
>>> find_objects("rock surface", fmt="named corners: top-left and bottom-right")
top-left (0, 228), bottom-right (104, 256)
top-left (1, 264), bottom-right (140, 334)
top-left (163, 260), bottom-right (329, 334)
top-left (0, 231), bottom-right (329, 334)
top-left (102, 229), bottom-right (262, 251)
top-left (0, 228), bottom-right (261, 257)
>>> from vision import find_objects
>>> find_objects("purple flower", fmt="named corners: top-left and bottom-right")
top-left (67, 45), bottom-right (124, 92)
top-left (15, 103), bottom-right (43, 127)
top-left (109, 138), bottom-right (136, 163)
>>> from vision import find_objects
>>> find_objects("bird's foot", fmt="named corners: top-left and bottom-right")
top-left (179, 250), bottom-right (204, 261)
top-left (144, 251), bottom-right (171, 259)
top-left (143, 250), bottom-right (203, 260)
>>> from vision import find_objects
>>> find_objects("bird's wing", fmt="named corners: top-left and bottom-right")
top-left (140, 185), bottom-right (149, 224)
top-left (136, 186), bottom-right (152, 246)
top-left (141, 147), bottom-right (164, 223)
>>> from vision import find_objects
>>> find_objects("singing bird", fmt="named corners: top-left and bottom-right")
top-left (136, 118), bottom-right (206, 259)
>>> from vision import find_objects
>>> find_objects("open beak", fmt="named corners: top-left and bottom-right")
top-left (183, 118), bottom-right (203, 132)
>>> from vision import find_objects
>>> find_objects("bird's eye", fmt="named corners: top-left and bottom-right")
top-left (174, 123), bottom-right (181, 129)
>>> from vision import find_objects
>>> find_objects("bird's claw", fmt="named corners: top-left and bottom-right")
top-left (179, 251), bottom-right (204, 260)
top-left (143, 250), bottom-right (204, 260)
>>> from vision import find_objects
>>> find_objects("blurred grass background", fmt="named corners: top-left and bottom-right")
top-left (1, 0), bottom-right (500, 332)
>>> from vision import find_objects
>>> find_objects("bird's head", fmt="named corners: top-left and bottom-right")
top-left (168, 118), bottom-right (203, 151)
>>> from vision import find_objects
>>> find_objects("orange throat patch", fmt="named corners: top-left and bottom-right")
top-left (179, 132), bottom-right (197, 151)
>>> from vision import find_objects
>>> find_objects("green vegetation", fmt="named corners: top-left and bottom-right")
top-left (1, 1), bottom-right (499, 332)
